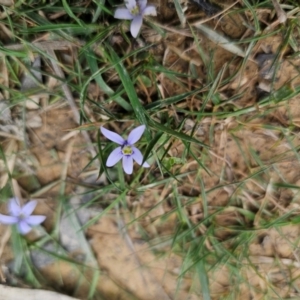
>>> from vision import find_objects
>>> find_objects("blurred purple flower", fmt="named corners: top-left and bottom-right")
top-left (101, 125), bottom-right (150, 174)
top-left (114, 0), bottom-right (157, 38)
top-left (0, 198), bottom-right (46, 235)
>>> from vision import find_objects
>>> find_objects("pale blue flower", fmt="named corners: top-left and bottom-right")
top-left (101, 125), bottom-right (150, 174)
top-left (0, 197), bottom-right (46, 235)
top-left (114, 0), bottom-right (157, 38)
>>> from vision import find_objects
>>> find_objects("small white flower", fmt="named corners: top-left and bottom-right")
top-left (101, 125), bottom-right (150, 174)
top-left (0, 198), bottom-right (46, 235)
top-left (114, 0), bottom-right (157, 38)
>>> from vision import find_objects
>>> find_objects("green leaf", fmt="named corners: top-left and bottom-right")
top-left (145, 87), bottom-right (203, 111)
top-left (162, 157), bottom-right (185, 169)
top-left (84, 48), bottom-right (132, 111)
top-left (62, 0), bottom-right (85, 27)
top-left (197, 260), bottom-right (211, 300)
top-left (138, 75), bottom-right (152, 87)
top-left (105, 44), bottom-right (148, 127)
top-left (149, 119), bottom-right (209, 147)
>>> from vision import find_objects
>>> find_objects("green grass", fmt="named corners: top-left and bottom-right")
top-left (1, 0), bottom-right (300, 299)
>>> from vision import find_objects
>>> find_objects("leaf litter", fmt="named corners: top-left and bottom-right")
top-left (1, 0), bottom-right (300, 299)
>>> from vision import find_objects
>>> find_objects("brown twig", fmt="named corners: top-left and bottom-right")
top-left (4, 40), bottom-right (83, 52)
top-left (271, 0), bottom-right (287, 23)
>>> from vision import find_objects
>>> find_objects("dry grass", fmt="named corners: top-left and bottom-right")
top-left (1, 0), bottom-right (300, 299)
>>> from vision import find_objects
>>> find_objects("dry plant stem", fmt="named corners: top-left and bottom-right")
top-left (191, 0), bottom-right (239, 26)
top-left (242, 191), bottom-right (261, 211)
top-left (265, 8), bottom-right (298, 31)
top-left (252, 8), bottom-right (299, 55)
top-left (292, 249), bottom-right (300, 265)
top-left (199, 224), bottom-right (213, 251)
top-left (0, 140), bottom-right (16, 189)
top-left (4, 40), bottom-right (83, 51)
top-left (271, 0), bottom-right (287, 23)
top-left (0, 0), bottom-right (12, 5)
top-left (253, 179), bottom-right (274, 227)
top-left (208, 150), bottom-right (231, 167)
top-left (30, 180), bottom-right (61, 198)
top-left (0, 228), bottom-right (11, 282)
top-left (0, 132), bottom-right (23, 141)
top-left (46, 49), bottom-right (97, 161)
top-left (1, 56), bottom-right (9, 99)
top-left (167, 44), bottom-right (201, 66)
top-left (149, 19), bottom-right (193, 37)
top-left (11, 179), bottom-right (22, 204)
top-left (249, 256), bottom-right (300, 268)
top-left (60, 139), bottom-right (75, 194)
top-left (0, 23), bottom-right (13, 39)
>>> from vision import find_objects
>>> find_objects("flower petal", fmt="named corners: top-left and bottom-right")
top-left (142, 161), bottom-right (150, 168)
top-left (142, 5), bottom-right (157, 16)
top-left (106, 147), bottom-right (123, 167)
top-left (131, 146), bottom-right (143, 165)
top-left (0, 214), bottom-right (18, 225)
top-left (125, 0), bottom-right (137, 11)
top-left (127, 125), bottom-right (146, 144)
top-left (21, 200), bottom-right (37, 217)
top-left (17, 220), bottom-right (32, 235)
top-left (8, 197), bottom-right (21, 216)
top-left (101, 127), bottom-right (124, 145)
top-left (114, 8), bottom-right (134, 20)
top-left (122, 156), bottom-right (134, 174)
top-left (26, 215), bottom-right (46, 226)
top-left (130, 15), bottom-right (143, 38)
top-left (138, 0), bottom-right (147, 11)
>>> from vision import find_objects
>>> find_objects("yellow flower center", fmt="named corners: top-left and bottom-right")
top-left (122, 145), bottom-right (133, 156)
top-left (130, 5), bottom-right (140, 16)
